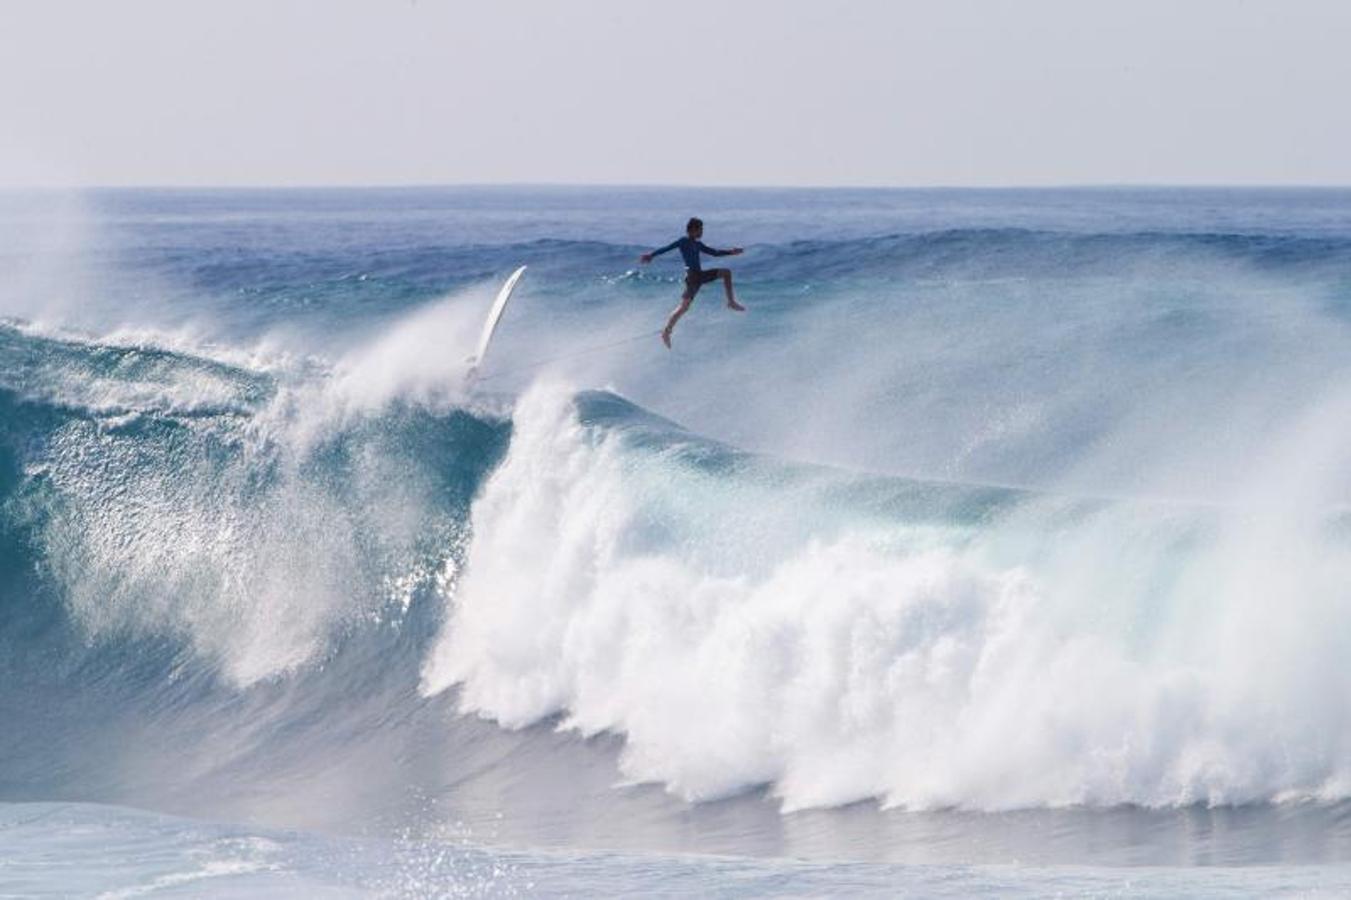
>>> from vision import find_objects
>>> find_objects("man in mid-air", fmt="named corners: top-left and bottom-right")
top-left (640, 217), bottom-right (744, 347)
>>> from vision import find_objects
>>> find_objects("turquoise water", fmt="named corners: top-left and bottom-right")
top-left (4, 187), bottom-right (1351, 894)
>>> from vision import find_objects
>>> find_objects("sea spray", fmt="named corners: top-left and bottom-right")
top-left (8, 187), bottom-right (1351, 869)
top-left (424, 379), bottom-right (1351, 811)
top-left (4, 310), bottom-right (498, 686)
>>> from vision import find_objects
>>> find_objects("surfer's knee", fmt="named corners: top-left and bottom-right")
top-left (721, 269), bottom-right (733, 282)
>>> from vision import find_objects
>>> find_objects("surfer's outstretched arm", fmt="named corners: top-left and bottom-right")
top-left (640, 239), bottom-right (681, 264)
top-left (697, 241), bottom-right (743, 259)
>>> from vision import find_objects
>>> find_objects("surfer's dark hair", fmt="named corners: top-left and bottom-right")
top-left (686, 217), bottom-right (703, 234)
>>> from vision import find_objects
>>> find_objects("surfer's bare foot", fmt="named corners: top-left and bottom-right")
top-left (661, 328), bottom-right (672, 348)
top-left (727, 299), bottom-right (746, 312)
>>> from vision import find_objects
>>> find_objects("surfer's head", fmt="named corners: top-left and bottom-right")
top-left (686, 217), bottom-right (703, 238)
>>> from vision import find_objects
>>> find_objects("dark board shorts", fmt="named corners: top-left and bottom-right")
top-left (683, 268), bottom-right (722, 298)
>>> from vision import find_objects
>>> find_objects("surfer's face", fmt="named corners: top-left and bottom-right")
top-left (689, 225), bottom-right (703, 239)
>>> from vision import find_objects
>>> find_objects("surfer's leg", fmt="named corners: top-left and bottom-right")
top-left (665, 272), bottom-right (705, 347)
top-left (721, 270), bottom-right (745, 311)
top-left (662, 295), bottom-right (693, 348)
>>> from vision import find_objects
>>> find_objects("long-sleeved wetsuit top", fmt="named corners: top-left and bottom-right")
top-left (650, 236), bottom-right (733, 272)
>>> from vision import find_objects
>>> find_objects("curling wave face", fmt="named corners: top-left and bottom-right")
top-left (424, 381), bottom-right (1351, 812)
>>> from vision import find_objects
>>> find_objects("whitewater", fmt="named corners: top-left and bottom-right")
top-left (4, 186), bottom-right (1351, 895)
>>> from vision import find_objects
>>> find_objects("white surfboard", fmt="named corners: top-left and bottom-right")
top-left (465, 265), bottom-right (526, 384)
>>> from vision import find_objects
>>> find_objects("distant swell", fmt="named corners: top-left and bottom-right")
top-left (126, 230), bottom-right (1351, 308)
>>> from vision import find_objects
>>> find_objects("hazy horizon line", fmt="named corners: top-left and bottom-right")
top-left (5, 181), bottom-right (1351, 194)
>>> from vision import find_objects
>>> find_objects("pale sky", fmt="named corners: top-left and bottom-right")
top-left (2, 0), bottom-right (1349, 188)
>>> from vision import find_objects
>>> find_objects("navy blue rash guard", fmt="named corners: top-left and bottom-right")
top-left (650, 236), bottom-right (733, 272)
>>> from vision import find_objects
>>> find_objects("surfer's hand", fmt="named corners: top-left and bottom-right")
top-left (639, 253), bottom-right (653, 264)
top-left (730, 248), bottom-right (744, 255)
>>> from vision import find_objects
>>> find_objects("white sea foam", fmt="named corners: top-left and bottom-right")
top-left (422, 379), bottom-right (1351, 812)
top-left (23, 290), bottom-right (494, 687)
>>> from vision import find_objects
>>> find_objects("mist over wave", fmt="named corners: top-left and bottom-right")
top-left (423, 379), bottom-right (1351, 811)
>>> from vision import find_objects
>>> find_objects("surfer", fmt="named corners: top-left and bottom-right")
top-left (639, 217), bottom-right (744, 347)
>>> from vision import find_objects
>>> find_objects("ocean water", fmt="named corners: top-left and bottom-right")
top-left (4, 186), bottom-right (1351, 896)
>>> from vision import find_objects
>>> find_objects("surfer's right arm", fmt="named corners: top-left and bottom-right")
top-left (640, 239), bottom-right (681, 264)
top-left (698, 241), bottom-right (744, 258)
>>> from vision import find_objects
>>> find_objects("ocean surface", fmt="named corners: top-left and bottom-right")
top-left (3, 186), bottom-right (1351, 896)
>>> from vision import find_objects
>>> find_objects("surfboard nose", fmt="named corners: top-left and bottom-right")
top-left (467, 265), bottom-right (527, 381)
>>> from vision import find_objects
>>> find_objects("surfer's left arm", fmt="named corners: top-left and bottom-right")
top-left (698, 241), bottom-right (744, 257)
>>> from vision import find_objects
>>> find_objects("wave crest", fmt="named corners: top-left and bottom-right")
top-left (423, 381), bottom-right (1351, 811)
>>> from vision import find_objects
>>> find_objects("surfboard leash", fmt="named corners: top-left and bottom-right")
top-left (475, 329), bottom-right (664, 382)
